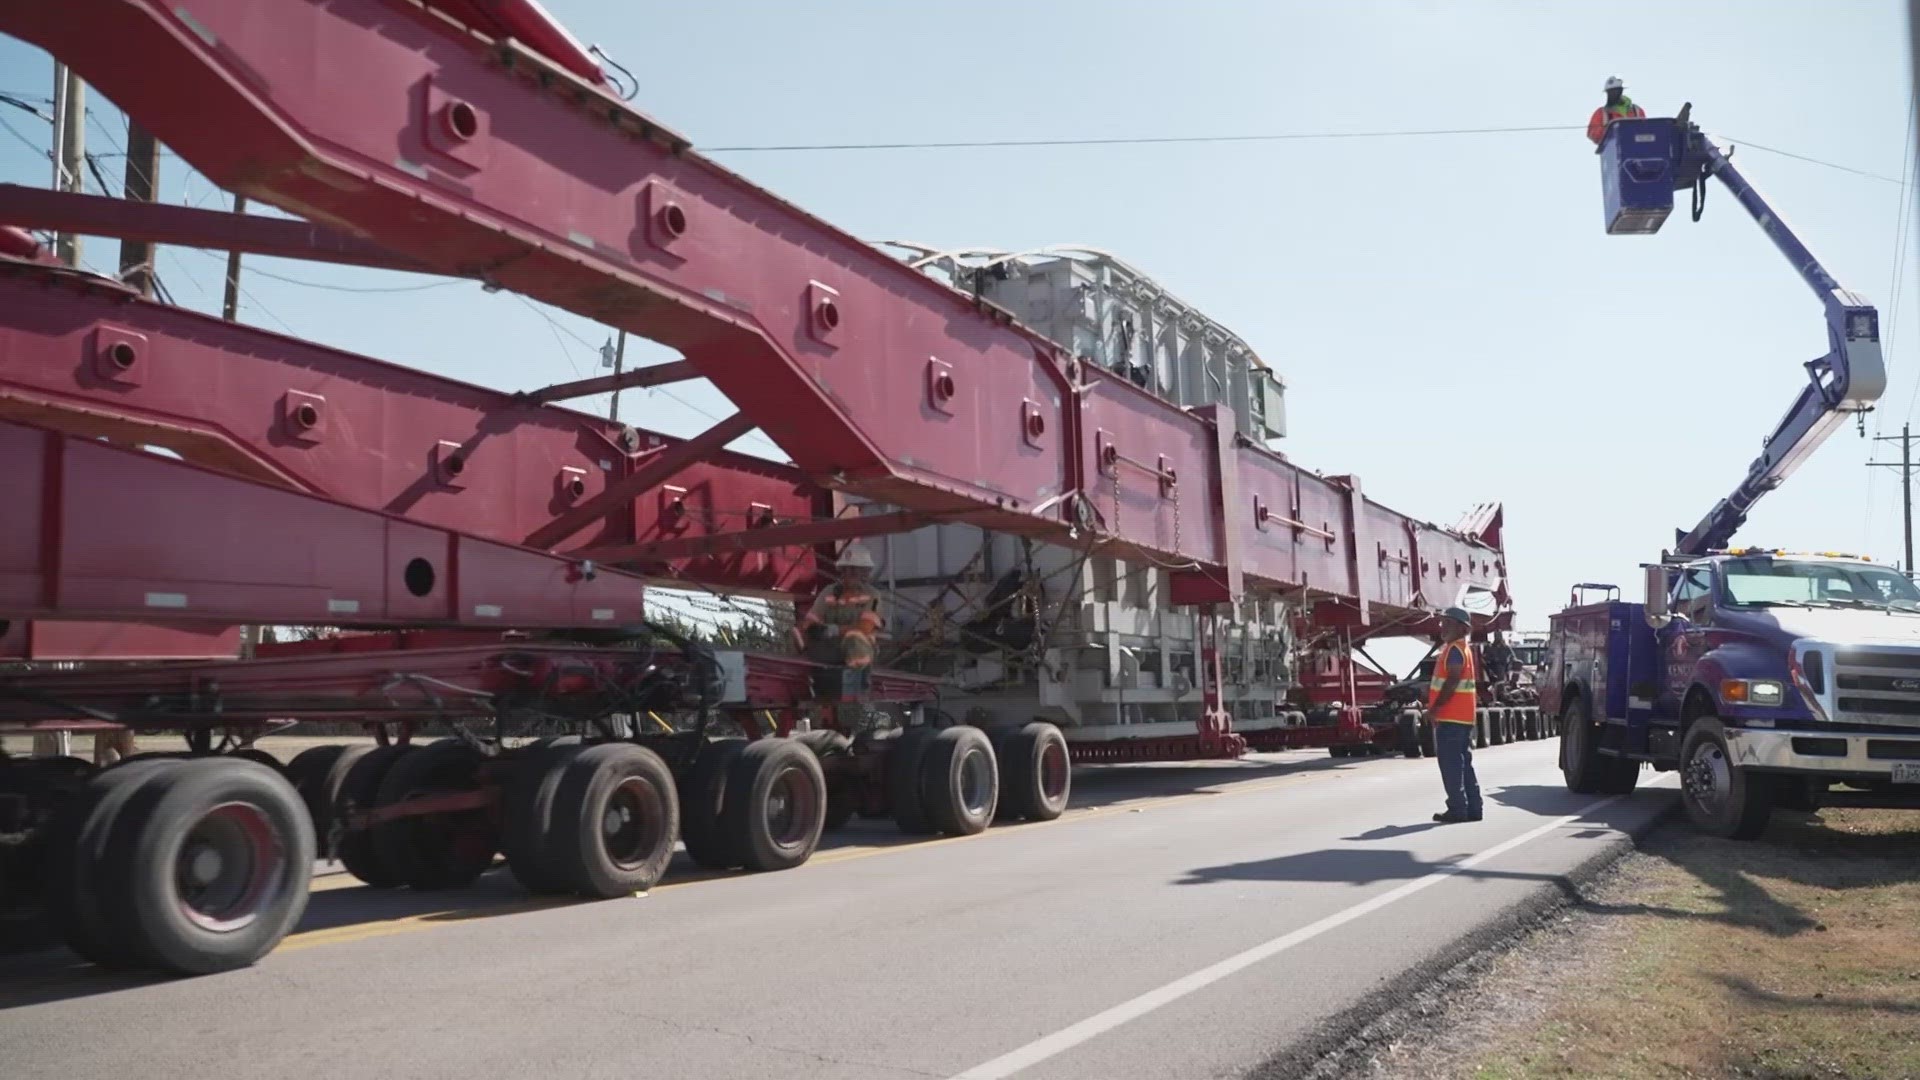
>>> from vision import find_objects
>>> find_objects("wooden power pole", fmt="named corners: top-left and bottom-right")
top-left (117, 121), bottom-right (160, 296)
top-left (1871, 423), bottom-right (1917, 576)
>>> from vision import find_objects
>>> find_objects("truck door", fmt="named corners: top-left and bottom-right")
top-left (1659, 564), bottom-right (1715, 717)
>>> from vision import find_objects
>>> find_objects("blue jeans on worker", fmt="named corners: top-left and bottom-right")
top-left (1435, 721), bottom-right (1481, 819)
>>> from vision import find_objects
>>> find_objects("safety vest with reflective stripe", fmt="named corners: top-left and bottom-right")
top-left (1427, 640), bottom-right (1477, 724)
top-left (802, 585), bottom-right (882, 669)
top-left (1587, 97), bottom-right (1646, 145)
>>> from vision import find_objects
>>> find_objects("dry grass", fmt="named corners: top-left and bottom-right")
top-left (1462, 809), bottom-right (1920, 1080)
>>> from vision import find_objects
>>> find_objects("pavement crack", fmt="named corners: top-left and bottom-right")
top-left (619, 1008), bottom-right (944, 1078)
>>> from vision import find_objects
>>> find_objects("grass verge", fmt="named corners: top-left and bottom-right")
top-left (1465, 808), bottom-right (1920, 1080)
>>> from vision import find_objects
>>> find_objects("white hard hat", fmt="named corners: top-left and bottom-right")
top-left (1603, 75), bottom-right (1625, 91)
top-left (835, 542), bottom-right (875, 570)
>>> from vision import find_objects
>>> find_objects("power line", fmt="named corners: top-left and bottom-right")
top-left (239, 263), bottom-right (462, 293)
top-left (702, 123), bottom-right (1582, 153)
top-left (1725, 137), bottom-right (1905, 185)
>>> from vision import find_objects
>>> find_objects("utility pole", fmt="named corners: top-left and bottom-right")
top-left (49, 63), bottom-right (85, 267)
top-left (221, 193), bottom-right (247, 322)
top-left (117, 121), bottom-right (160, 296)
top-left (1870, 423), bottom-right (1916, 576)
top-left (601, 331), bottom-right (627, 422)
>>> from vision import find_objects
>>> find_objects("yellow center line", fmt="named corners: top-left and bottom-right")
top-left (276, 762), bottom-right (1350, 953)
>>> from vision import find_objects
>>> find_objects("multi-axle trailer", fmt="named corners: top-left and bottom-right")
top-left (0, 0), bottom-right (1510, 975)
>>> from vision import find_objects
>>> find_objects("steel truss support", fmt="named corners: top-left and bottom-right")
top-left (527, 411), bottom-right (756, 550)
top-left (520, 360), bottom-right (698, 404)
top-left (0, 183), bottom-right (434, 275)
top-left (580, 510), bottom-right (925, 564)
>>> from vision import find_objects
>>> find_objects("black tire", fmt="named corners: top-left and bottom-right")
top-left (888, 727), bottom-right (938, 834)
top-left (47, 759), bottom-right (181, 966)
top-left (501, 742), bottom-right (586, 894)
top-left (1559, 696), bottom-right (1638, 795)
top-left (103, 758), bottom-right (314, 975)
top-left (284, 744), bottom-right (371, 852)
top-left (546, 743), bottom-right (679, 897)
top-left (1679, 719), bottom-right (1773, 840)
top-left (230, 747), bottom-right (282, 771)
top-left (921, 726), bottom-right (998, 836)
top-left (1398, 712), bottom-right (1422, 759)
top-left (372, 743), bottom-right (497, 890)
top-left (1418, 718), bottom-right (1436, 759)
top-left (331, 745), bottom-right (413, 887)
top-left (679, 739), bottom-right (746, 870)
top-left (793, 730), bottom-right (857, 830)
top-left (721, 738), bottom-right (826, 872)
top-left (996, 722), bottom-right (1069, 823)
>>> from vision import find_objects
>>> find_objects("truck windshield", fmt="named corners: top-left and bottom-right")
top-left (1720, 559), bottom-right (1920, 611)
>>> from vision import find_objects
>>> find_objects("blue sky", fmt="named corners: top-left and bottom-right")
top-left (0, 0), bottom-right (1913, 631)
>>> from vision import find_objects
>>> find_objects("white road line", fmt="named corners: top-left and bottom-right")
top-left (947, 794), bottom-right (1628, 1080)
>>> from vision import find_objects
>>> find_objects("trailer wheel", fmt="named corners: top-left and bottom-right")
top-left (372, 743), bottom-right (497, 890)
top-left (0, 756), bottom-right (97, 954)
top-left (679, 739), bottom-right (746, 870)
top-left (997, 722), bottom-right (1069, 823)
top-left (332, 745), bottom-right (414, 888)
top-left (285, 745), bottom-right (370, 849)
top-left (720, 738), bottom-right (825, 872)
top-left (102, 758), bottom-right (313, 975)
top-left (1559, 696), bottom-right (1638, 794)
top-left (1418, 717), bottom-right (1436, 759)
top-left (920, 726), bottom-right (998, 836)
top-left (230, 747), bottom-right (283, 772)
top-left (792, 730), bottom-right (857, 831)
top-left (1679, 719), bottom-right (1772, 840)
top-left (546, 743), bottom-right (679, 897)
top-left (47, 759), bottom-right (182, 965)
top-left (501, 742), bottom-right (586, 893)
top-left (1398, 711), bottom-right (1422, 759)
top-left (888, 727), bottom-right (938, 835)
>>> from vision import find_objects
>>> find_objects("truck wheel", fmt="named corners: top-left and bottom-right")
top-left (332, 746), bottom-right (414, 888)
top-left (921, 726), bottom-right (998, 835)
top-left (230, 747), bottom-right (283, 772)
top-left (1560, 697), bottom-right (1607, 793)
top-left (997, 722), bottom-right (1070, 822)
top-left (501, 742), bottom-right (586, 893)
top-left (678, 739), bottom-right (746, 870)
top-left (721, 738), bottom-right (825, 872)
top-left (372, 743), bottom-right (497, 890)
top-left (1679, 720), bottom-right (1773, 840)
top-left (546, 743), bottom-right (679, 897)
top-left (792, 730), bottom-right (856, 830)
top-left (285, 744), bottom-right (371, 852)
top-left (1473, 712), bottom-right (1488, 750)
top-left (107, 758), bottom-right (313, 975)
top-left (47, 759), bottom-right (182, 966)
top-left (1398, 711), bottom-right (1422, 759)
top-left (888, 727), bottom-right (938, 834)
top-left (1418, 718), bottom-right (1437, 759)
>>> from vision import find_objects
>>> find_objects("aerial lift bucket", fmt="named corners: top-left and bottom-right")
top-left (1599, 116), bottom-right (1683, 235)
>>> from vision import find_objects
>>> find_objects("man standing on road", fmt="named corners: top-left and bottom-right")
top-left (1428, 606), bottom-right (1482, 824)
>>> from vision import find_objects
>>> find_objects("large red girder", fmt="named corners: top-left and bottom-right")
top-left (0, 262), bottom-right (820, 595)
top-left (0, 0), bottom-right (1509, 619)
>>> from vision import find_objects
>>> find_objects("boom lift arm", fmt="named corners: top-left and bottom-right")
top-left (1601, 111), bottom-right (1886, 557)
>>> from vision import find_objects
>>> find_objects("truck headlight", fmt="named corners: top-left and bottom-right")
top-left (1721, 679), bottom-right (1785, 706)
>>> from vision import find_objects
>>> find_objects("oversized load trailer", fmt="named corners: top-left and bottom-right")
top-left (0, 0), bottom-right (1510, 975)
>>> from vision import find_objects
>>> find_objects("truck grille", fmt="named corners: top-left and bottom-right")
top-left (1833, 647), bottom-right (1920, 729)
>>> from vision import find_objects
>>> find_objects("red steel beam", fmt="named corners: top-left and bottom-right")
top-left (0, 184), bottom-right (436, 275)
top-left (526, 411), bottom-right (756, 550)
top-left (520, 360), bottom-right (699, 404)
top-left (0, 263), bottom-right (819, 595)
top-left (579, 510), bottom-right (926, 564)
top-left (0, 418), bottom-right (652, 629)
top-left (0, 0), bottom-right (1511, 624)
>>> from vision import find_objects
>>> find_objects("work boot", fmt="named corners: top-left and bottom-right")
top-left (1432, 811), bottom-right (1470, 824)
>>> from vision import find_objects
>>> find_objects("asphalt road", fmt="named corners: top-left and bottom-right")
top-left (0, 739), bottom-right (1675, 1080)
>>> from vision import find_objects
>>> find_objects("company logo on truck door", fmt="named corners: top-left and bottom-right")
top-left (1895, 679), bottom-right (1920, 693)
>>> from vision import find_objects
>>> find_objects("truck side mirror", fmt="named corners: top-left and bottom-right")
top-left (1643, 564), bottom-right (1673, 629)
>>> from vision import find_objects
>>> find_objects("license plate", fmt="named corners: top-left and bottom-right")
top-left (1893, 763), bottom-right (1920, 786)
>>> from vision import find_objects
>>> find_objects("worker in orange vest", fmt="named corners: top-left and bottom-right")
top-left (1588, 75), bottom-right (1647, 146)
top-left (795, 541), bottom-right (884, 695)
top-left (1428, 606), bottom-right (1482, 823)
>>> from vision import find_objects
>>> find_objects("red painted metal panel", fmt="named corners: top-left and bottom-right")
top-left (0, 620), bottom-right (241, 661)
top-left (1078, 372), bottom-right (1219, 567)
top-left (0, 264), bottom-right (817, 594)
top-left (0, 418), bottom-right (653, 628)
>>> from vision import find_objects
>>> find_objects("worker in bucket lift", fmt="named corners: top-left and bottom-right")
top-left (1428, 606), bottom-right (1482, 824)
top-left (1588, 75), bottom-right (1646, 146)
top-left (794, 541), bottom-right (884, 694)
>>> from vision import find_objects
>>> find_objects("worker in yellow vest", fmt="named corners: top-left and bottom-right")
top-left (1428, 606), bottom-right (1482, 823)
top-left (1587, 75), bottom-right (1646, 146)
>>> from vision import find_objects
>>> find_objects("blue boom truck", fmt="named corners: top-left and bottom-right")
top-left (1543, 106), bottom-right (1920, 838)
